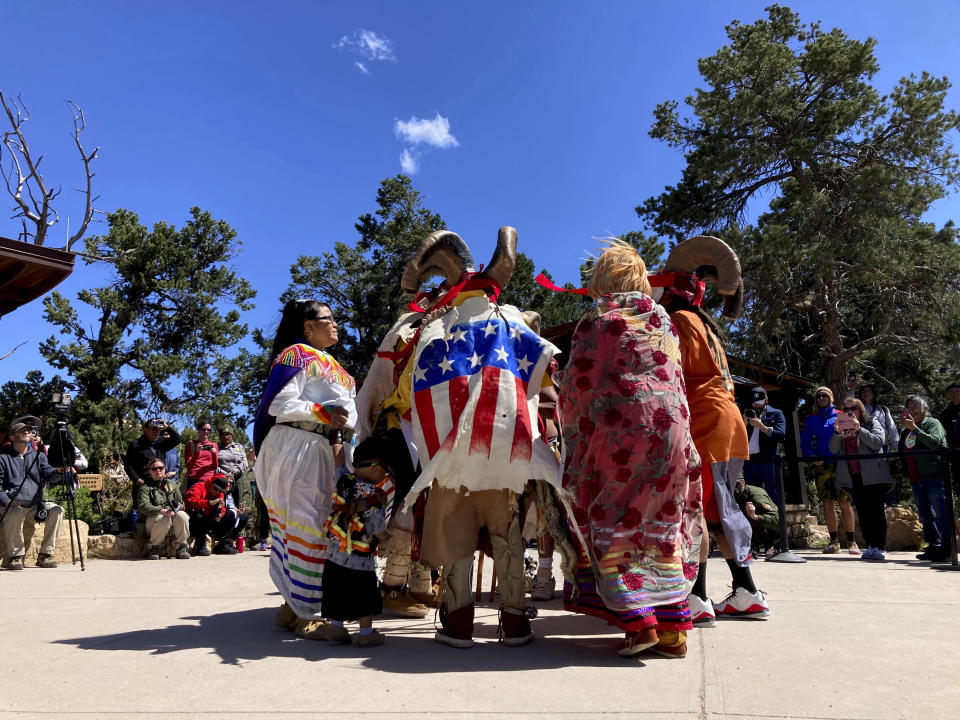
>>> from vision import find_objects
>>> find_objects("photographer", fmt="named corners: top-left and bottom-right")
top-left (124, 418), bottom-right (182, 510)
top-left (0, 420), bottom-right (65, 570)
top-left (184, 420), bottom-right (218, 496)
top-left (137, 459), bottom-right (191, 560)
top-left (185, 473), bottom-right (240, 555)
top-left (742, 387), bottom-right (786, 505)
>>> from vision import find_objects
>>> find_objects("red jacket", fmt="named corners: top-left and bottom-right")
top-left (185, 440), bottom-right (219, 483)
top-left (185, 478), bottom-right (226, 520)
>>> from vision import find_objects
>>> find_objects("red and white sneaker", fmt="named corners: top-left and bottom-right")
top-left (714, 587), bottom-right (770, 619)
top-left (687, 594), bottom-right (716, 628)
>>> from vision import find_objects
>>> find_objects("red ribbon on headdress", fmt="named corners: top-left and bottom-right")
top-left (534, 273), bottom-right (589, 296)
top-left (534, 271), bottom-right (705, 306)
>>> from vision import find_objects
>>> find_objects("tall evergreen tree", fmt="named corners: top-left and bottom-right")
top-left (638, 4), bottom-right (960, 397)
top-left (40, 207), bottom-right (256, 462)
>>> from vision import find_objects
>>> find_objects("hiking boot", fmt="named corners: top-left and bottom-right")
top-left (176, 544), bottom-right (191, 560)
top-left (352, 629), bottom-right (385, 647)
top-left (617, 626), bottom-right (659, 657)
top-left (3, 556), bottom-right (24, 571)
top-left (822, 541), bottom-right (840, 554)
top-left (531, 568), bottom-right (556, 601)
top-left (499, 609), bottom-right (534, 647)
top-left (714, 586), bottom-right (770, 619)
top-left (688, 594), bottom-right (717, 628)
top-left (36, 553), bottom-right (58, 568)
top-left (382, 587), bottom-right (429, 618)
top-left (194, 539), bottom-right (212, 556)
top-left (435, 603), bottom-right (475, 648)
top-left (847, 541), bottom-right (861, 556)
top-left (275, 603), bottom-right (299, 631)
top-left (146, 546), bottom-right (161, 561)
top-left (214, 540), bottom-right (238, 555)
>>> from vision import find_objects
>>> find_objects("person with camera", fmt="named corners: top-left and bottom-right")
top-left (124, 418), bottom-right (182, 511)
top-left (828, 398), bottom-right (893, 560)
top-left (742, 387), bottom-right (786, 506)
top-left (138, 459), bottom-right (191, 560)
top-left (0, 419), bottom-right (65, 570)
top-left (185, 472), bottom-right (241, 555)
top-left (184, 421), bottom-right (219, 496)
top-left (801, 386), bottom-right (858, 554)
top-left (899, 395), bottom-right (950, 562)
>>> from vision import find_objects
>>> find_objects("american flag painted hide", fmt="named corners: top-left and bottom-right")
top-left (405, 295), bottom-right (561, 501)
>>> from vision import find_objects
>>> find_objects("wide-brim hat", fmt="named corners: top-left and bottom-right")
top-left (12, 415), bottom-right (41, 428)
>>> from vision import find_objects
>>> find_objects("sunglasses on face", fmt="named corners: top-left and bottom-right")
top-left (816, 394), bottom-right (830, 399)
top-left (150, 466), bottom-right (165, 471)
top-left (842, 407), bottom-right (857, 412)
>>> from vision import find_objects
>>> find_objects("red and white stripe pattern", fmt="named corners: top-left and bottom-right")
top-left (406, 297), bottom-right (560, 498)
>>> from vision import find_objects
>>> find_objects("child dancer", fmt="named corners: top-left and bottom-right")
top-left (315, 439), bottom-right (395, 647)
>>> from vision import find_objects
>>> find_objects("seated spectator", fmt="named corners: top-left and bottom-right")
top-left (185, 473), bottom-right (241, 555)
top-left (734, 476), bottom-right (780, 557)
top-left (223, 476), bottom-right (250, 544)
top-left (828, 398), bottom-right (893, 561)
top-left (0, 419), bottom-right (65, 569)
top-left (899, 395), bottom-right (950, 562)
top-left (138, 459), bottom-right (191, 560)
top-left (184, 420), bottom-right (218, 496)
top-left (124, 418), bottom-right (182, 510)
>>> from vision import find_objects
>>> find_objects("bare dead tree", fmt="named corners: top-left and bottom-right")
top-left (0, 90), bottom-right (100, 251)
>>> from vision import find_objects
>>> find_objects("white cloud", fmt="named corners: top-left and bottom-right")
top-left (354, 61), bottom-right (370, 75)
top-left (399, 148), bottom-right (419, 174)
top-left (334, 29), bottom-right (396, 62)
top-left (394, 113), bottom-right (459, 149)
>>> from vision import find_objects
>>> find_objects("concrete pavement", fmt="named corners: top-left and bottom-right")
top-left (1, 547), bottom-right (957, 719)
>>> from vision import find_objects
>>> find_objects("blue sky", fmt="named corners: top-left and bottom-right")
top-left (2, 1), bottom-right (959, 395)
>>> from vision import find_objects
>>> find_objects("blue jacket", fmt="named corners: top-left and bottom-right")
top-left (801, 405), bottom-right (838, 462)
top-left (0, 444), bottom-right (61, 508)
top-left (748, 405), bottom-right (786, 459)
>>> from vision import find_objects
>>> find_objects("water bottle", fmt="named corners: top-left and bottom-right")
top-left (130, 508), bottom-right (138, 530)
top-left (236, 535), bottom-right (245, 553)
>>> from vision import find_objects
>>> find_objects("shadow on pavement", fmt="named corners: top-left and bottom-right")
top-left (55, 604), bottom-right (638, 670)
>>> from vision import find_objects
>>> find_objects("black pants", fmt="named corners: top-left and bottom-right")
top-left (188, 509), bottom-right (243, 543)
top-left (255, 492), bottom-right (270, 541)
top-left (850, 475), bottom-right (891, 550)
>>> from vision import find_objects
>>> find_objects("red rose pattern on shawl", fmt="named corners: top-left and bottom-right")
top-left (558, 292), bottom-right (702, 613)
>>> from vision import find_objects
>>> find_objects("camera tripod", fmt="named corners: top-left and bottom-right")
top-left (48, 417), bottom-right (86, 571)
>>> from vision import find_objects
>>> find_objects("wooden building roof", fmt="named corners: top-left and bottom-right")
top-left (0, 236), bottom-right (75, 318)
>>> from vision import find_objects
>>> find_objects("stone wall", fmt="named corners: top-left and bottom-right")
top-left (0, 516), bottom-right (89, 565)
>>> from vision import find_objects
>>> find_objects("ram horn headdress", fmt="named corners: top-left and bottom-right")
top-left (481, 226), bottom-right (518, 292)
top-left (401, 230), bottom-right (476, 294)
top-left (662, 235), bottom-right (743, 320)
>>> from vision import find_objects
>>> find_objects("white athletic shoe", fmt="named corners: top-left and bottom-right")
top-left (714, 586), bottom-right (770, 620)
top-left (688, 594), bottom-right (717, 627)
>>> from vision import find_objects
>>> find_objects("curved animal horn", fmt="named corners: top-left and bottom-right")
top-left (400, 230), bottom-right (476, 294)
top-left (483, 226), bottom-right (517, 291)
top-left (663, 235), bottom-right (743, 320)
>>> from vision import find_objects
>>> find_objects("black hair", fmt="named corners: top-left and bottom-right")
top-left (270, 299), bottom-right (329, 359)
top-left (663, 292), bottom-right (727, 347)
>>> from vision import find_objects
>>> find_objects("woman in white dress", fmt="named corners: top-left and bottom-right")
top-left (253, 299), bottom-right (357, 635)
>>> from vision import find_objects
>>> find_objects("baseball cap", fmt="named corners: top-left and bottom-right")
top-left (750, 387), bottom-right (767, 404)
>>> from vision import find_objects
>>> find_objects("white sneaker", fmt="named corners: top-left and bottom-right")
top-left (531, 569), bottom-right (556, 601)
top-left (714, 586), bottom-right (770, 619)
top-left (687, 594), bottom-right (717, 627)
